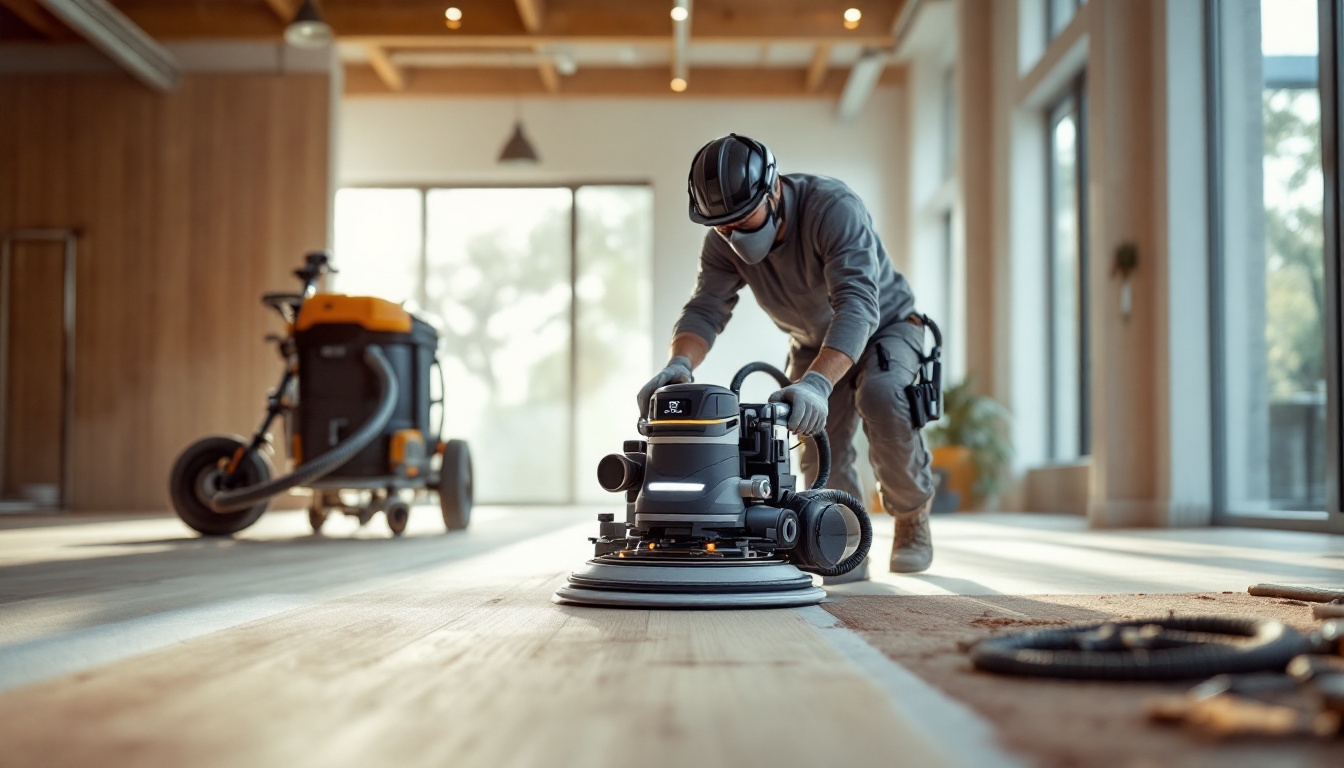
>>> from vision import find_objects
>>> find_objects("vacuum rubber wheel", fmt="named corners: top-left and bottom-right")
top-left (308, 504), bottom-right (328, 534)
top-left (386, 500), bottom-right (410, 536)
top-left (438, 439), bottom-right (473, 531)
top-left (169, 436), bottom-right (273, 536)
top-left (309, 492), bottom-right (338, 534)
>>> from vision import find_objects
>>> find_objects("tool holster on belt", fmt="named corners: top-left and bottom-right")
top-left (903, 314), bottom-right (942, 430)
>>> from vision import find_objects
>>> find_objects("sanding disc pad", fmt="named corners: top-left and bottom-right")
top-left (552, 557), bottom-right (826, 609)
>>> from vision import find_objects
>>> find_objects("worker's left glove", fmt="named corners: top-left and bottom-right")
top-left (769, 372), bottom-right (833, 436)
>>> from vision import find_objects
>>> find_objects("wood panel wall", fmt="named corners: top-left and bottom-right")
top-left (0, 72), bottom-right (331, 511)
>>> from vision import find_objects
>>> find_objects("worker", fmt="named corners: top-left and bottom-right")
top-left (637, 134), bottom-right (937, 578)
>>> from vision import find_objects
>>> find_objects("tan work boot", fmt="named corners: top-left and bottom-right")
top-left (889, 496), bottom-right (934, 573)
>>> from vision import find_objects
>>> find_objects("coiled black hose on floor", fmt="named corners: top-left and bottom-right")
top-left (207, 345), bottom-right (400, 513)
top-left (969, 615), bottom-right (1313, 681)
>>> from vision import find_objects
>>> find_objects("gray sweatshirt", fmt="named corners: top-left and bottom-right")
top-left (673, 173), bottom-right (917, 363)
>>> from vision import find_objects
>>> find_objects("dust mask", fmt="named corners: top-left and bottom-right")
top-left (719, 198), bottom-right (780, 265)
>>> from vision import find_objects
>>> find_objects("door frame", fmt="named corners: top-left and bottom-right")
top-left (0, 229), bottom-right (77, 511)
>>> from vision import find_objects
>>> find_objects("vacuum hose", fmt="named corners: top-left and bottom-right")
top-left (731, 361), bottom-right (869, 576)
top-left (788, 487), bottom-right (873, 578)
top-left (970, 616), bottom-right (1312, 681)
top-left (207, 345), bottom-right (400, 512)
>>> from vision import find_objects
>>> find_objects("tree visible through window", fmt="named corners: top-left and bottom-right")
top-left (332, 185), bottom-right (653, 504)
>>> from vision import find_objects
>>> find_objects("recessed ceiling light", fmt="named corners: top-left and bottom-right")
top-left (671, 7), bottom-right (688, 22)
top-left (445, 7), bottom-right (463, 21)
top-left (670, 77), bottom-right (687, 92)
top-left (843, 8), bottom-right (861, 29)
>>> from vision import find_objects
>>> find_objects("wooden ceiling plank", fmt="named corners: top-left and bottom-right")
top-left (107, 0), bottom-right (899, 44)
top-left (0, 0), bottom-right (67, 38)
top-left (804, 43), bottom-right (831, 93)
top-left (514, 0), bottom-right (544, 33)
top-left (365, 44), bottom-right (405, 91)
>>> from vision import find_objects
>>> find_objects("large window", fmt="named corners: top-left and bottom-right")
top-left (333, 185), bottom-right (653, 504)
top-left (1210, 0), bottom-right (1329, 521)
top-left (1046, 79), bottom-right (1090, 461)
top-left (1047, 0), bottom-right (1086, 39)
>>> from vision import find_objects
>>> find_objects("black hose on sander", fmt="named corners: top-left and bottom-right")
top-left (730, 361), bottom-right (868, 576)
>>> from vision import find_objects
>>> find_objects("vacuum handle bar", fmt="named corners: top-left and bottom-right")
top-left (731, 361), bottom-right (830, 491)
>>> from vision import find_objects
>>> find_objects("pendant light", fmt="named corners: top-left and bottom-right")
top-left (497, 53), bottom-right (540, 164)
top-left (498, 122), bottom-right (540, 164)
top-left (285, 0), bottom-right (333, 49)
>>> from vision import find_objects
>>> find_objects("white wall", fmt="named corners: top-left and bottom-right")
top-left (338, 90), bottom-right (907, 400)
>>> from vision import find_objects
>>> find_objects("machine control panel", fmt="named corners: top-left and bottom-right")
top-left (657, 398), bottom-right (693, 419)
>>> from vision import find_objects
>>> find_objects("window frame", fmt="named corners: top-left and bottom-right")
top-left (1205, 0), bottom-right (1344, 532)
top-left (1046, 0), bottom-right (1085, 41)
top-left (1044, 75), bottom-right (1091, 462)
top-left (335, 181), bottom-right (652, 505)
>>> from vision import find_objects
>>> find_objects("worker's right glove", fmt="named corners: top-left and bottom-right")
top-left (636, 356), bottom-right (693, 414)
top-left (769, 371), bottom-right (833, 436)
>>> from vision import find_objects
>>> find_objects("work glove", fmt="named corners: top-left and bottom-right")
top-left (636, 356), bottom-right (693, 414)
top-left (769, 371), bottom-right (833, 436)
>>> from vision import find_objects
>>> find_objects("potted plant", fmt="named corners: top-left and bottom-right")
top-left (923, 379), bottom-right (1012, 510)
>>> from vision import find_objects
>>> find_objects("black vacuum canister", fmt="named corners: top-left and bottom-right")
top-left (293, 295), bottom-right (437, 479)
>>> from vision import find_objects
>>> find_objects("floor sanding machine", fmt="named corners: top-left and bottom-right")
top-left (553, 363), bottom-right (872, 609)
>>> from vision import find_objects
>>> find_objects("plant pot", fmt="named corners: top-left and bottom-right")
top-left (931, 445), bottom-right (976, 511)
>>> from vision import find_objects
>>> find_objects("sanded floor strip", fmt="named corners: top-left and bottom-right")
top-left (797, 605), bottom-right (1024, 768)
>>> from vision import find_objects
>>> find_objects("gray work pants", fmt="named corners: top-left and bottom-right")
top-left (788, 319), bottom-right (935, 515)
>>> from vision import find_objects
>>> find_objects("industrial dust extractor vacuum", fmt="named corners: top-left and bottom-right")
top-left (553, 362), bottom-right (873, 609)
top-left (169, 252), bottom-right (472, 537)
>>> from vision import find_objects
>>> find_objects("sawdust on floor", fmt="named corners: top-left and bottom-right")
top-left (825, 592), bottom-right (1338, 768)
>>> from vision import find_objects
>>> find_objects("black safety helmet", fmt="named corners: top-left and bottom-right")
top-left (687, 134), bottom-right (778, 226)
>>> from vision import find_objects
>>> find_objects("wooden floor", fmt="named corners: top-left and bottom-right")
top-left (1, 507), bottom-right (1342, 768)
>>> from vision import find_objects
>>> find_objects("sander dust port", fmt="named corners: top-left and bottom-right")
top-left (168, 252), bottom-right (473, 537)
top-left (554, 362), bottom-right (872, 609)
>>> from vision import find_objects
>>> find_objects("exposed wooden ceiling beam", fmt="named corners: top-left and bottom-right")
top-left (514, 0), bottom-right (544, 33)
top-left (805, 43), bottom-right (831, 92)
top-left (345, 63), bottom-right (904, 98)
top-left (0, 0), bottom-right (68, 38)
top-left (510, 1), bottom-right (558, 95)
top-left (836, 0), bottom-right (918, 120)
top-left (365, 43), bottom-right (405, 91)
top-left (261, 0), bottom-right (297, 24)
top-left (345, 34), bottom-right (894, 49)
top-left (536, 58), bottom-right (559, 92)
